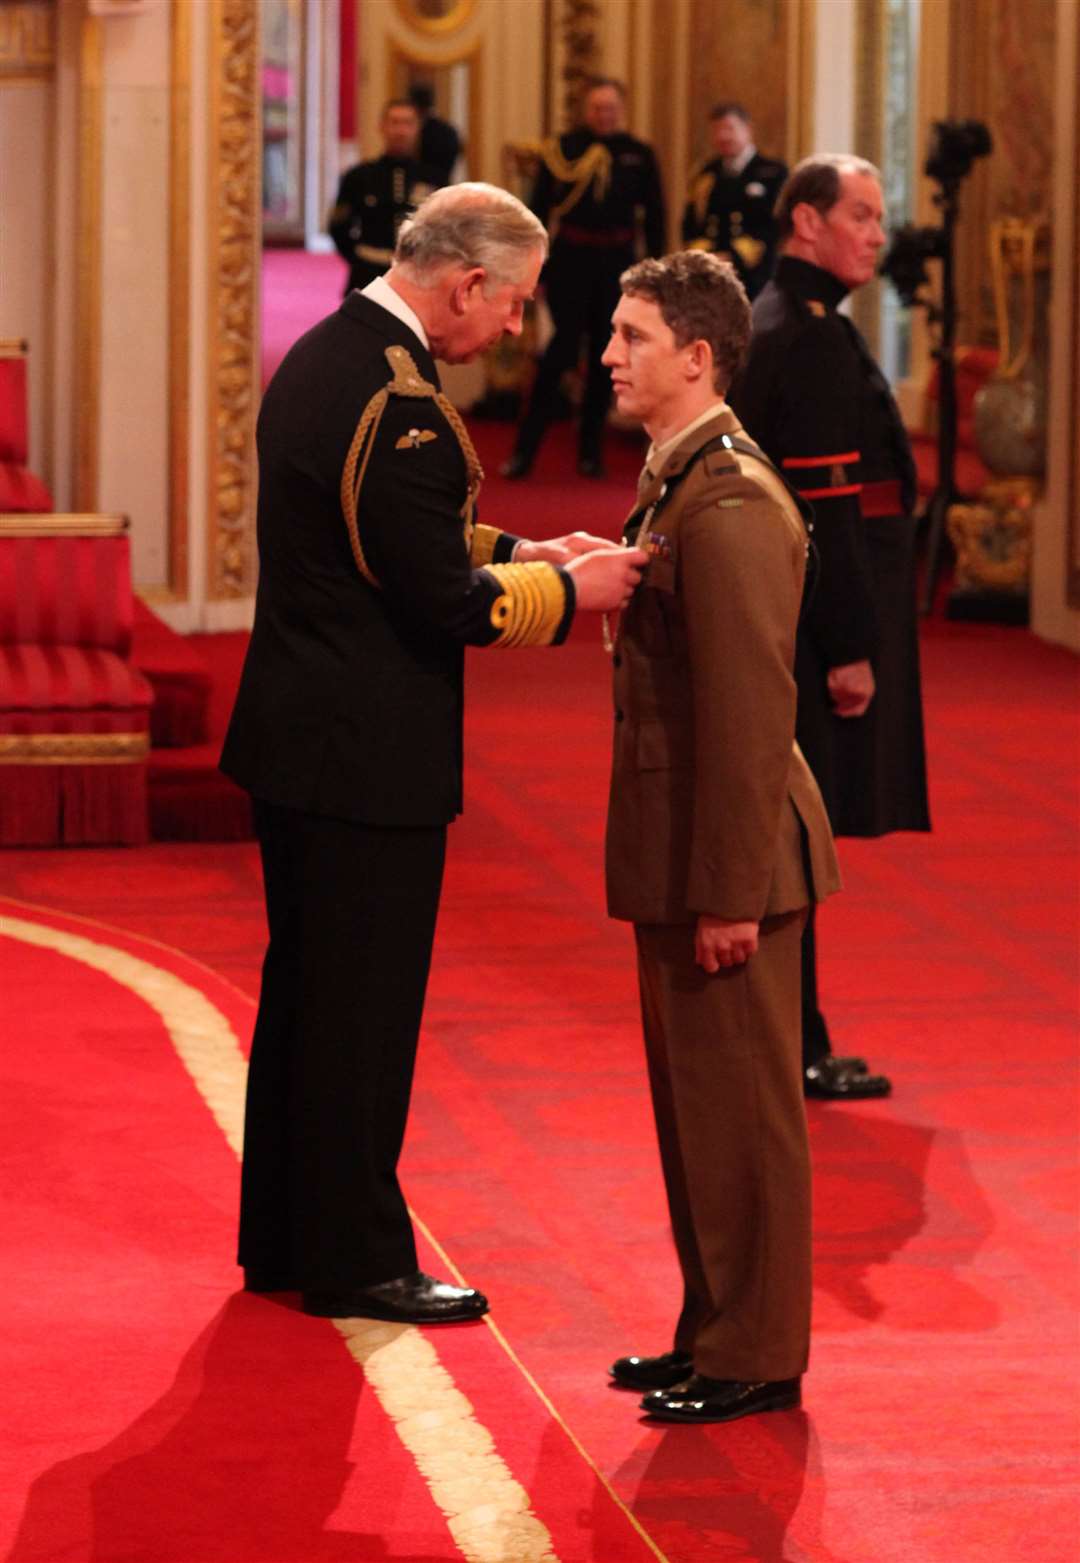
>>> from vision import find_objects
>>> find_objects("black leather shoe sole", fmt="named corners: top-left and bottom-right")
top-left (302, 1289), bottom-right (489, 1323)
top-left (642, 1377), bottom-right (801, 1424)
top-left (610, 1351), bottom-right (694, 1391)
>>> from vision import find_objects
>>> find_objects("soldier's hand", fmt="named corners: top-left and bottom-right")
top-left (827, 659), bottom-right (875, 718)
top-left (515, 531), bottom-right (615, 566)
top-left (695, 916), bottom-right (759, 972)
top-left (565, 546), bottom-right (648, 611)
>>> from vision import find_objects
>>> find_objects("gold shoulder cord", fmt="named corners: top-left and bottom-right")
top-left (340, 345), bottom-right (566, 646)
top-left (541, 139), bottom-right (613, 223)
top-left (340, 344), bottom-right (485, 588)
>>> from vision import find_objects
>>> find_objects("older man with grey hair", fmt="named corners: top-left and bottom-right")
top-left (222, 182), bottom-right (645, 1323)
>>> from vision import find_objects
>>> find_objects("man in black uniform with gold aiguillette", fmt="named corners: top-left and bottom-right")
top-left (222, 185), bottom-right (646, 1323)
top-left (503, 78), bottom-right (665, 480)
top-left (682, 102), bottom-right (787, 300)
top-left (328, 99), bottom-right (440, 297)
top-left (730, 154), bottom-right (931, 1101)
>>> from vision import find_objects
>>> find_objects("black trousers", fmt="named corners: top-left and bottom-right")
top-left (513, 241), bottom-right (632, 465)
top-left (239, 799), bottom-right (447, 1290)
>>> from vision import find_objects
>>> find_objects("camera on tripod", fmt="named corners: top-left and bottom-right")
top-left (880, 119), bottom-right (992, 307)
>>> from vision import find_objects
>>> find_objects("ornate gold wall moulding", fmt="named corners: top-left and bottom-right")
top-left (169, 0), bottom-right (191, 599)
top-left (946, 477), bottom-right (1035, 594)
top-left (392, 0), bottom-right (477, 36)
top-left (75, 8), bottom-right (103, 512)
top-left (207, 0), bottom-right (259, 602)
top-left (0, 732), bottom-right (150, 765)
top-left (0, 0), bottom-right (56, 78)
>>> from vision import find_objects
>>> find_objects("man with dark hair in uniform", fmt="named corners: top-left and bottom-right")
top-left (408, 82), bottom-right (462, 187)
top-left (682, 102), bottom-right (787, 300)
top-left (328, 100), bottom-right (440, 297)
top-left (502, 77), bottom-right (666, 481)
top-left (730, 153), bottom-right (930, 1101)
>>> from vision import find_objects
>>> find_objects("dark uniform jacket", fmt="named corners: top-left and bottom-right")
top-left (328, 156), bottom-right (440, 295)
top-left (419, 114), bottom-right (460, 186)
top-left (532, 129), bottom-right (666, 257)
top-left (681, 150), bottom-right (788, 299)
top-left (605, 405), bottom-right (840, 925)
top-left (729, 256), bottom-right (929, 837)
top-left (221, 293), bottom-right (573, 827)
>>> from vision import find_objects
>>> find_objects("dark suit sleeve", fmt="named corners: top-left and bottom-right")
top-left (354, 395), bottom-right (573, 647)
top-left (738, 321), bottom-right (877, 669)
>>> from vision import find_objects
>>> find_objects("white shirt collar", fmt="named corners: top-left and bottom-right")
top-left (644, 401), bottom-right (728, 481)
top-left (360, 273), bottom-right (430, 352)
top-left (723, 143), bottom-right (757, 177)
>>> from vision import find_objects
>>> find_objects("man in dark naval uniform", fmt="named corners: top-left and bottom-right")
top-left (730, 153), bottom-right (930, 1101)
top-left (682, 102), bottom-right (787, 300)
top-left (502, 77), bottom-right (666, 480)
top-left (328, 100), bottom-right (440, 297)
top-left (221, 184), bottom-right (647, 1324)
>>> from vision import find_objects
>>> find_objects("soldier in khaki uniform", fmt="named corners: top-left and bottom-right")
top-left (601, 251), bottom-right (840, 1424)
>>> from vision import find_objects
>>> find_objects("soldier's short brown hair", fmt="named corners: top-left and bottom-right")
top-left (774, 153), bottom-right (881, 243)
top-left (619, 251), bottom-right (752, 392)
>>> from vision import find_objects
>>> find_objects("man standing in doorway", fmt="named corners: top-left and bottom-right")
top-left (329, 100), bottom-right (440, 296)
top-left (682, 101), bottom-right (787, 300)
top-left (730, 154), bottom-right (930, 1101)
top-left (502, 78), bottom-right (666, 481)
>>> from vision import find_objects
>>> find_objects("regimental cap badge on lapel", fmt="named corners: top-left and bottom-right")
top-left (395, 427), bottom-right (438, 450)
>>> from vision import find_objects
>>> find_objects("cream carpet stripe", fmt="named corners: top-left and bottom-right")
top-left (0, 912), bottom-right (561, 1563)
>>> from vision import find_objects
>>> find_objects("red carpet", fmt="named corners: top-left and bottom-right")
top-left (1, 605), bottom-right (1077, 1560)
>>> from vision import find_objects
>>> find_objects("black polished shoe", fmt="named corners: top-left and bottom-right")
top-left (577, 455), bottom-right (607, 480)
top-left (642, 1374), bottom-right (802, 1424)
top-left (804, 1055), bottom-right (891, 1099)
top-left (499, 452), bottom-right (533, 480)
top-left (610, 1350), bottom-right (694, 1391)
top-left (243, 1269), bottom-right (297, 1292)
top-left (302, 1270), bottom-right (489, 1323)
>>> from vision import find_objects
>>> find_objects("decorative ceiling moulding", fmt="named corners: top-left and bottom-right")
top-left (392, 0), bottom-right (477, 36)
top-left (0, 0), bottom-right (57, 79)
top-left (207, 0), bottom-right (259, 602)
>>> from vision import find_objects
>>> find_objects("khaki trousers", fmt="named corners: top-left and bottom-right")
top-left (634, 908), bottom-right (811, 1381)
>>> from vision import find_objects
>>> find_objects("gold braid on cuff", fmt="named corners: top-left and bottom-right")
top-left (469, 523), bottom-right (504, 567)
top-left (484, 562), bottom-right (567, 647)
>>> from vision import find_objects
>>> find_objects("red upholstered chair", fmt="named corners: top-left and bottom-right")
top-left (0, 514), bottom-right (153, 845)
top-left (0, 340), bottom-right (53, 514)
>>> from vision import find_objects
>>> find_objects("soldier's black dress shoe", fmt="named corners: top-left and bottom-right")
top-left (609, 1350), bottom-right (694, 1391)
top-left (641, 1374), bottom-right (802, 1424)
top-left (302, 1270), bottom-right (489, 1323)
top-left (804, 1055), bottom-right (891, 1099)
top-left (499, 453), bottom-right (532, 480)
top-left (577, 456), bottom-right (607, 479)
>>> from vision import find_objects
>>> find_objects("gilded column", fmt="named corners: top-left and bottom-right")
top-left (207, 0), bottom-right (260, 601)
